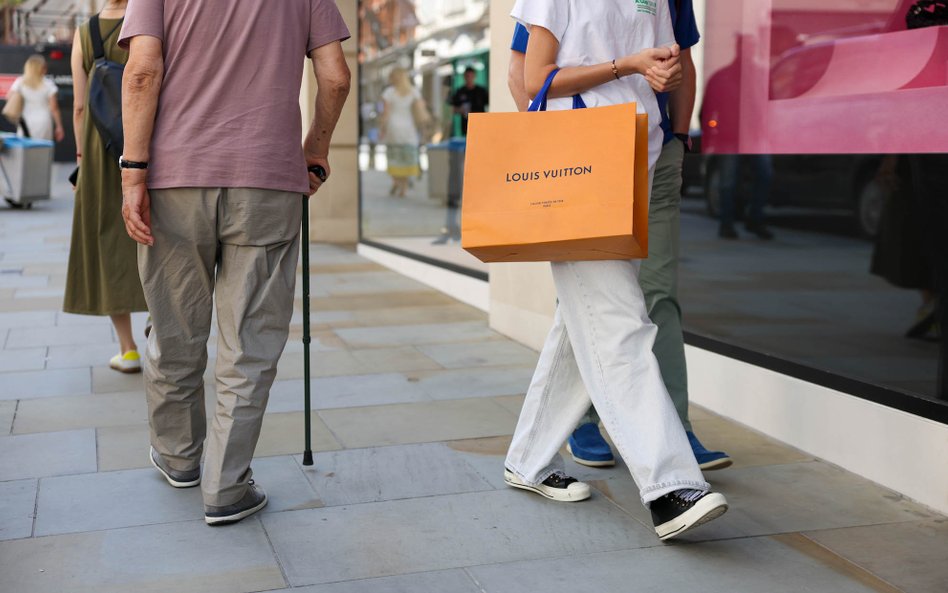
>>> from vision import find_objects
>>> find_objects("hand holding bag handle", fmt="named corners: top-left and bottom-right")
top-left (527, 69), bottom-right (588, 112)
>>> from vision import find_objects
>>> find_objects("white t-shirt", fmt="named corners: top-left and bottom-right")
top-left (511, 0), bottom-right (675, 169)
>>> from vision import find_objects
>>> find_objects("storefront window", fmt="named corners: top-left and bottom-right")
top-left (683, 0), bottom-right (947, 406)
top-left (358, 0), bottom-right (490, 277)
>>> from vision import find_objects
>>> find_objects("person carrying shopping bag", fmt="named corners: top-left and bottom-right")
top-left (501, 0), bottom-right (728, 541)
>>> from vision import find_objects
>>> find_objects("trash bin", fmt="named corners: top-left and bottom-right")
top-left (0, 134), bottom-right (54, 209)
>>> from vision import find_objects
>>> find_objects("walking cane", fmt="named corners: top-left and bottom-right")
top-left (302, 165), bottom-right (327, 466)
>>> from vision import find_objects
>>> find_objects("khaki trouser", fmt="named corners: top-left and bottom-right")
top-left (139, 188), bottom-right (302, 507)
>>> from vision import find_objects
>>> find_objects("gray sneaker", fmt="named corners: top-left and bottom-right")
top-left (205, 481), bottom-right (268, 526)
top-left (149, 447), bottom-right (200, 488)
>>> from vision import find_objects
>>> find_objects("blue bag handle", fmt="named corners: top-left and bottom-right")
top-left (527, 68), bottom-right (588, 112)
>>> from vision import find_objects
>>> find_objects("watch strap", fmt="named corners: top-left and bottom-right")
top-left (119, 157), bottom-right (148, 169)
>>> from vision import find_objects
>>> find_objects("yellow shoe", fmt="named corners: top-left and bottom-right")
top-left (109, 350), bottom-right (142, 374)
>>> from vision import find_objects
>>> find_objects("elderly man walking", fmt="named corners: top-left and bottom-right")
top-left (119, 0), bottom-right (350, 525)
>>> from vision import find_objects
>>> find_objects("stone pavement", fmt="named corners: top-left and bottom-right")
top-left (0, 169), bottom-right (946, 593)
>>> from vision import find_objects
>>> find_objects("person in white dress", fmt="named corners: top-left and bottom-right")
top-left (9, 55), bottom-right (65, 141)
top-left (379, 67), bottom-right (427, 197)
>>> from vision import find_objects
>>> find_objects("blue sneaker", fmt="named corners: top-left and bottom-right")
top-left (687, 431), bottom-right (732, 471)
top-left (566, 423), bottom-right (615, 467)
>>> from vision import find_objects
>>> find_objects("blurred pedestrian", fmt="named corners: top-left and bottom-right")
top-left (63, 0), bottom-right (147, 374)
top-left (380, 67), bottom-right (424, 197)
top-left (7, 55), bottom-right (65, 141)
top-left (120, 0), bottom-right (350, 525)
top-left (450, 66), bottom-right (488, 136)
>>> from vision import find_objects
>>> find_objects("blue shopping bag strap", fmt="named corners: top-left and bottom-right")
top-left (527, 68), bottom-right (588, 112)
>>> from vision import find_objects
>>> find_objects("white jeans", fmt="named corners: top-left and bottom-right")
top-left (504, 258), bottom-right (709, 506)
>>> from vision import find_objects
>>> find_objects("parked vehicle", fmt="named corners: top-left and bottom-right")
top-left (701, 153), bottom-right (884, 238)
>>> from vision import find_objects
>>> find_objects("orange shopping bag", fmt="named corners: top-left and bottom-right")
top-left (461, 70), bottom-right (649, 263)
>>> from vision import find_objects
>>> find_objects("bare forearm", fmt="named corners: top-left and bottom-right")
top-left (668, 50), bottom-right (696, 134)
top-left (305, 47), bottom-right (350, 158)
top-left (122, 37), bottom-right (164, 162)
top-left (122, 66), bottom-right (162, 161)
top-left (50, 102), bottom-right (63, 130)
top-left (73, 106), bottom-right (83, 152)
top-left (531, 61), bottom-right (626, 99)
top-left (508, 53), bottom-right (531, 111)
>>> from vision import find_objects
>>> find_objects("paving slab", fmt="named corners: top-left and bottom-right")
top-left (34, 455), bottom-right (321, 537)
top-left (0, 295), bottom-right (66, 312)
top-left (13, 391), bottom-right (147, 434)
top-left (0, 479), bottom-right (37, 541)
top-left (6, 324), bottom-right (114, 349)
top-left (299, 442), bottom-right (494, 506)
top-left (467, 535), bottom-right (889, 593)
top-left (351, 303), bottom-right (485, 326)
top-left (412, 367), bottom-right (532, 400)
top-left (91, 366), bottom-right (145, 394)
top-left (275, 346), bottom-right (441, 381)
top-left (0, 346), bottom-right (47, 373)
top-left (0, 518), bottom-right (286, 593)
top-left (805, 519), bottom-right (948, 593)
top-left (334, 321), bottom-right (500, 348)
top-left (417, 341), bottom-right (539, 369)
top-left (593, 460), bottom-right (935, 541)
top-left (307, 291), bottom-right (458, 312)
top-left (97, 424), bottom-right (152, 471)
top-left (263, 489), bottom-right (657, 586)
top-left (55, 312), bottom-right (116, 326)
top-left (0, 399), bottom-right (16, 434)
top-left (0, 274), bottom-right (48, 289)
top-left (0, 311), bottom-right (55, 330)
top-left (256, 411), bottom-right (344, 458)
top-left (0, 429), bottom-right (97, 480)
top-left (688, 415), bottom-right (813, 470)
top-left (267, 373), bottom-right (429, 413)
top-left (45, 342), bottom-right (131, 369)
top-left (317, 271), bottom-right (432, 296)
top-left (0, 367), bottom-right (91, 400)
top-left (318, 398), bottom-right (518, 449)
top-left (261, 569), bottom-right (483, 593)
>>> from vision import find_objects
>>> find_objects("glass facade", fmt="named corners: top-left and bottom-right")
top-left (682, 0), bottom-right (947, 406)
top-left (357, 0), bottom-right (947, 410)
top-left (358, 0), bottom-right (490, 277)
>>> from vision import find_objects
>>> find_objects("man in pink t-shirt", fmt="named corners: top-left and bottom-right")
top-left (118, 0), bottom-right (350, 526)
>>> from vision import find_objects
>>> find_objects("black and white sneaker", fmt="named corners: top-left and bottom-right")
top-left (504, 468), bottom-right (591, 502)
top-left (651, 489), bottom-right (728, 541)
top-left (205, 481), bottom-right (268, 526)
top-left (149, 447), bottom-right (200, 488)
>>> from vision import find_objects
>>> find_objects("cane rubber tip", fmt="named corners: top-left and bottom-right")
top-left (302, 451), bottom-right (314, 466)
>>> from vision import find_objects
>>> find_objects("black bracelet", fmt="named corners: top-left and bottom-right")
top-left (119, 156), bottom-right (148, 170)
top-left (611, 59), bottom-right (621, 80)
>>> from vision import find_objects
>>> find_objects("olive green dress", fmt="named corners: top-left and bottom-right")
top-left (64, 18), bottom-right (147, 316)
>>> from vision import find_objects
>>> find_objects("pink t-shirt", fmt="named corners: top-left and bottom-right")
top-left (119, 0), bottom-right (350, 194)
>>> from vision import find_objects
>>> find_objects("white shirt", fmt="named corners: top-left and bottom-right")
top-left (511, 0), bottom-right (675, 169)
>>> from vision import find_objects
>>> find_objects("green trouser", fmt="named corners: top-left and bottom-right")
top-left (578, 138), bottom-right (692, 432)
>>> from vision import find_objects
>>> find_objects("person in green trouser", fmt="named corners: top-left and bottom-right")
top-left (507, 0), bottom-right (731, 471)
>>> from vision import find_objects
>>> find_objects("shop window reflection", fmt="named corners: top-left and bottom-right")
top-left (358, 0), bottom-right (489, 276)
top-left (681, 0), bottom-right (946, 402)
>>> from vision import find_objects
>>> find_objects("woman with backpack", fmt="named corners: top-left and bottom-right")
top-left (64, 0), bottom-right (147, 374)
